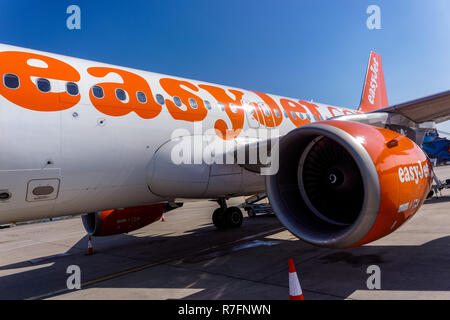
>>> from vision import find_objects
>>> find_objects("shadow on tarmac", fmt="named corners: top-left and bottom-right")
top-left (0, 212), bottom-right (449, 300)
top-left (424, 195), bottom-right (450, 205)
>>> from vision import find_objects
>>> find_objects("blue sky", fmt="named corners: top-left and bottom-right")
top-left (0, 0), bottom-right (449, 133)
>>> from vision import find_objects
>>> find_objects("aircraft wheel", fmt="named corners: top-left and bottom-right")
top-left (212, 208), bottom-right (226, 229)
top-left (224, 207), bottom-right (243, 228)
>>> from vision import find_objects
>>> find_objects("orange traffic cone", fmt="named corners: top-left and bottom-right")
top-left (289, 258), bottom-right (304, 300)
top-left (161, 214), bottom-right (165, 222)
top-left (87, 236), bottom-right (94, 255)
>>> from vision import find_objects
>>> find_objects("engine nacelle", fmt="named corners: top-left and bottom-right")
top-left (266, 120), bottom-right (433, 248)
top-left (82, 203), bottom-right (177, 236)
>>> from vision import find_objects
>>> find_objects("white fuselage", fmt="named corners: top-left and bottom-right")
top-left (0, 44), bottom-right (359, 224)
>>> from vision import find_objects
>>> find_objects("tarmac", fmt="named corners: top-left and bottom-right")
top-left (0, 166), bottom-right (449, 300)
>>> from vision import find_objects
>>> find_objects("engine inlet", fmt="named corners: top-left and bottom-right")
top-left (298, 136), bottom-right (364, 226)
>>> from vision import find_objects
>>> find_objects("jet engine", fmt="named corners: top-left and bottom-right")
top-left (266, 120), bottom-right (433, 248)
top-left (82, 203), bottom-right (180, 236)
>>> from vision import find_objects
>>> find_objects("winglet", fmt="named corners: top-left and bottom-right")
top-left (358, 51), bottom-right (389, 112)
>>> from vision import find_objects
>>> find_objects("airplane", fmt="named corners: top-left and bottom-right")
top-left (0, 43), bottom-right (449, 248)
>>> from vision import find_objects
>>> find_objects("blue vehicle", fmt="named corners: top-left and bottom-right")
top-left (422, 129), bottom-right (450, 164)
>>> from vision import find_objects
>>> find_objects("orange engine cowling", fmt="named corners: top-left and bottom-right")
top-left (82, 203), bottom-right (173, 236)
top-left (266, 120), bottom-right (433, 248)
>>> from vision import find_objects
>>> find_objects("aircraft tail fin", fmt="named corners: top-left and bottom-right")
top-left (358, 51), bottom-right (389, 112)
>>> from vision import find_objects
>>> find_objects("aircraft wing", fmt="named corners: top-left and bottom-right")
top-left (374, 90), bottom-right (450, 124)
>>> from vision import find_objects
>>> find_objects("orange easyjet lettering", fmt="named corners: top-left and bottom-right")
top-left (87, 67), bottom-right (162, 119)
top-left (159, 78), bottom-right (207, 122)
top-left (248, 101), bottom-right (265, 125)
top-left (299, 100), bottom-right (321, 121)
top-left (0, 51), bottom-right (364, 141)
top-left (198, 84), bottom-right (245, 140)
top-left (253, 92), bottom-right (283, 127)
top-left (279, 98), bottom-right (311, 127)
top-left (0, 51), bottom-right (80, 111)
top-left (327, 106), bottom-right (342, 117)
top-left (342, 109), bottom-right (355, 115)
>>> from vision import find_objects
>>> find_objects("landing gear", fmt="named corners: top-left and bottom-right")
top-left (212, 198), bottom-right (243, 230)
top-left (225, 207), bottom-right (244, 228)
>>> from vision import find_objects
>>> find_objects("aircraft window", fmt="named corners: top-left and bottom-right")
top-left (155, 94), bottom-right (164, 105)
top-left (218, 103), bottom-right (225, 111)
top-left (274, 109), bottom-right (280, 118)
top-left (92, 86), bottom-right (104, 99)
top-left (204, 100), bottom-right (212, 110)
top-left (291, 111), bottom-right (297, 119)
top-left (189, 98), bottom-right (198, 109)
top-left (173, 96), bottom-right (182, 107)
top-left (115, 89), bottom-right (127, 101)
top-left (319, 115), bottom-right (323, 121)
top-left (283, 111), bottom-right (288, 118)
top-left (313, 115), bottom-right (318, 121)
top-left (37, 78), bottom-right (51, 93)
top-left (306, 114), bottom-right (311, 120)
top-left (3, 73), bottom-right (19, 89)
top-left (261, 104), bottom-right (270, 116)
top-left (137, 91), bottom-right (147, 103)
top-left (66, 82), bottom-right (79, 96)
top-left (298, 113), bottom-right (304, 120)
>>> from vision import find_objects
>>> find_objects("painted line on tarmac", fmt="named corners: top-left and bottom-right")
top-left (189, 227), bottom-right (285, 256)
top-left (26, 258), bottom-right (173, 300)
top-left (26, 227), bottom-right (285, 300)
